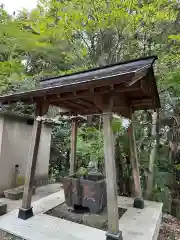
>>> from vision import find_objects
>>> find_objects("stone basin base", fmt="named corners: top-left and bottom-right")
top-left (63, 175), bottom-right (107, 214)
top-left (4, 186), bottom-right (36, 200)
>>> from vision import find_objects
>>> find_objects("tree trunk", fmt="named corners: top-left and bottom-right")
top-left (115, 140), bottom-right (124, 195)
top-left (125, 154), bottom-right (132, 196)
top-left (145, 109), bottom-right (160, 199)
top-left (65, 149), bottom-right (70, 173)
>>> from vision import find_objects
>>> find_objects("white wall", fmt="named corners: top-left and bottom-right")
top-left (0, 115), bottom-right (52, 192)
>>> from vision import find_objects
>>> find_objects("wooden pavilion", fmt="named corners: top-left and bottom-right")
top-left (0, 56), bottom-right (160, 240)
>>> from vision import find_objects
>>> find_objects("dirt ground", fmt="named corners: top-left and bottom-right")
top-left (0, 231), bottom-right (22, 240)
top-left (158, 214), bottom-right (180, 240)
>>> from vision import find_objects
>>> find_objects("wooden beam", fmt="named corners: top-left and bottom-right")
top-left (114, 81), bottom-right (141, 92)
top-left (128, 109), bottom-right (144, 209)
top-left (51, 98), bottom-right (92, 110)
top-left (40, 82), bottom-right (141, 104)
top-left (56, 98), bottom-right (152, 117)
top-left (4, 82), bottom-right (141, 107)
top-left (69, 119), bottom-right (78, 175)
top-left (93, 92), bottom-right (130, 113)
top-left (54, 97), bottom-right (152, 115)
top-left (22, 119), bottom-right (42, 209)
top-left (92, 95), bottom-right (104, 111)
top-left (53, 101), bottom-right (82, 113)
top-left (58, 109), bottom-right (101, 116)
top-left (18, 102), bottom-right (48, 220)
top-left (64, 100), bottom-right (85, 110)
top-left (76, 99), bottom-right (95, 108)
top-left (112, 94), bottom-right (130, 108)
top-left (132, 98), bottom-right (152, 106)
top-left (102, 102), bottom-right (123, 239)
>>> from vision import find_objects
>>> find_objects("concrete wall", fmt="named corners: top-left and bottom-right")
top-left (0, 116), bottom-right (4, 155)
top-left (0, 115), bottom-right (52, 193)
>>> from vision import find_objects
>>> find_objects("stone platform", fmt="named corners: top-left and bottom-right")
top-left (0, 189), bottom-right (162, 240)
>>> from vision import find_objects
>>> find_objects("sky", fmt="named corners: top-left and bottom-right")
top-left (1, 0), bottom-right (37, 14)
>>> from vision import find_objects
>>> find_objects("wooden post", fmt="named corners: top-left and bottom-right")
top-left (69, 119), bottom-right (77, 175)
top-left (102, 110), bottom-right (123, 240)
top-left (128, 110), bottom-right (144, 209)
top-left (18, 103), bottom-right (47, 220)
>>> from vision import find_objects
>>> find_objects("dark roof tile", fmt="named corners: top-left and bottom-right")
top-left (41, 56), bottom-right (156, 87)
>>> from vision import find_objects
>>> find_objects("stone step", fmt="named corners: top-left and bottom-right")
top-left (0, 202), bottom-right (7, 216)
top-left (4, 186), bottom-right (36, 200)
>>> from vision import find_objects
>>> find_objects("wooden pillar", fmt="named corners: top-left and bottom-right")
top-left (18, 103), bottom-right (47, 220)
top-left (69, 119), bottom-right (77, 175)
top-left (128, 110), bottom-right (144, 209)
top-left (102, 110), bottom-right (123, 240)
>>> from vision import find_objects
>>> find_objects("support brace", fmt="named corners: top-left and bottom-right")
top-left (69, 119), bottom-right (77, 175)
top-left (18, 102), bottom-right (49, 220)
top-left (102, 104), bottom-right (123, 239)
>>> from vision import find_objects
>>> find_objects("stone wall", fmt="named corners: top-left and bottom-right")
top-left (0, 114), bottom-right (52, 195)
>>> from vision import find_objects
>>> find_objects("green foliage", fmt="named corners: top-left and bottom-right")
top-left (175, 164), bottom-right (180, 171)
top-left (76, 117), bottom-right (123, 169)
top-left (50, 121), bottom-right (71, 175)
top-left (76, 167), bottom-right (88, 178)
top-left (112, 118), bottom-right (123, 134)
top-left (76, 125), bottom-right (104, 167)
